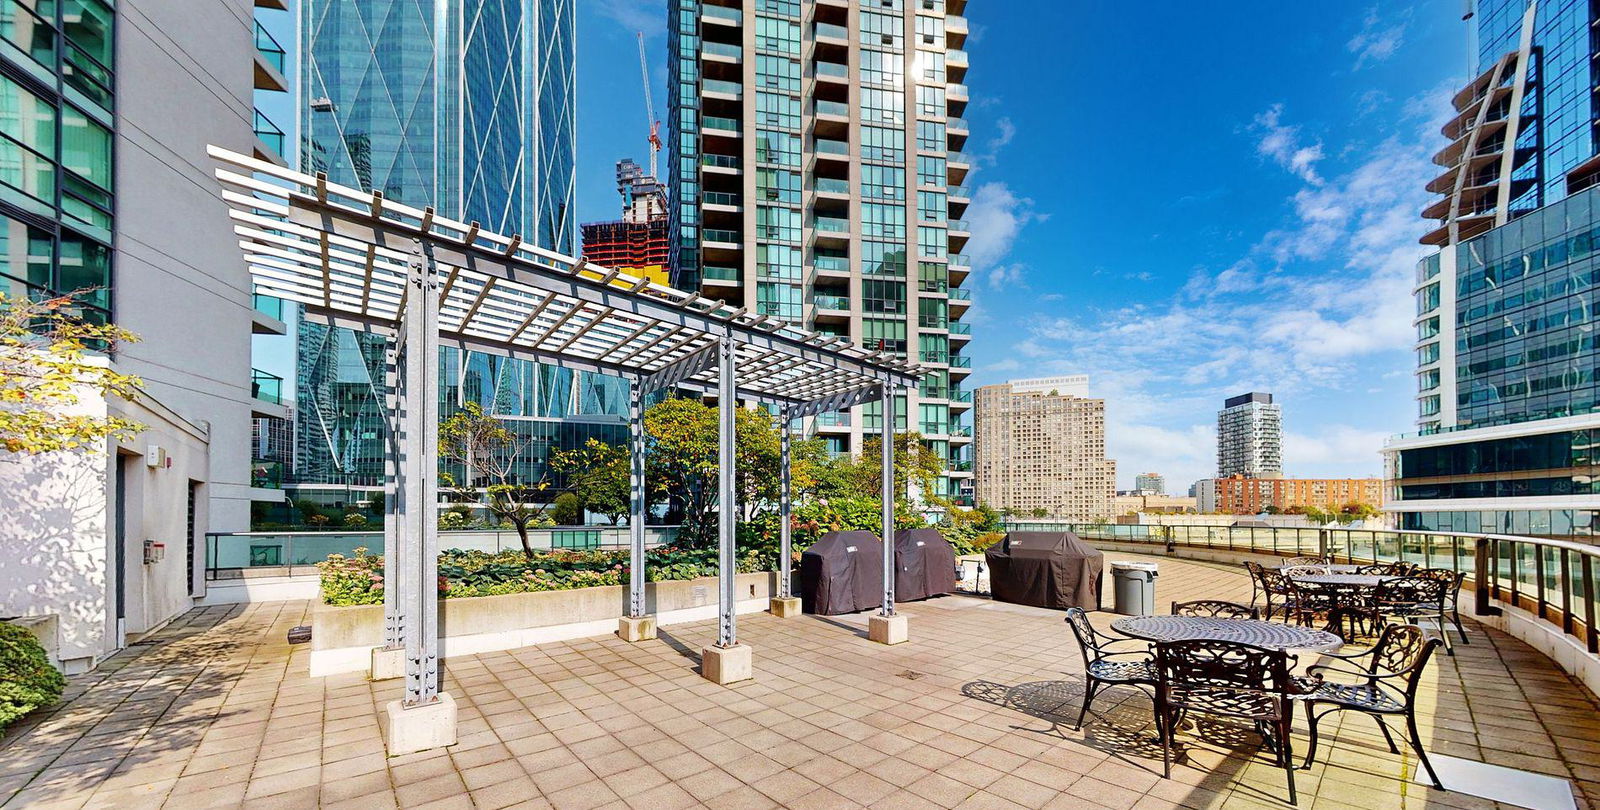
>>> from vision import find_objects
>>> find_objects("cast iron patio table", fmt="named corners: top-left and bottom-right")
top-left (1111, 615), bottom-right (1343, 652)
top-left (1278, 563), bottom-right (1362, 574)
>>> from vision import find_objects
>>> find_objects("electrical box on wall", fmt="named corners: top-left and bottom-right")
top-left (143, 539), bottom-right (165, 565)
top-left (146, 446), bottom-right (167, 468)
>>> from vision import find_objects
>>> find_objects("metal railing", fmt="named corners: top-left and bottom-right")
top-left (251, 368), bottom-right (284, 404)
top-left (998, 522), bottom-right (1600, 655)
top-left (253, 109), bottom-right (285, 157)
top-left (701, 153), bottom-right (740, 169)
top-left (703, 115), bottom-right (739, 131)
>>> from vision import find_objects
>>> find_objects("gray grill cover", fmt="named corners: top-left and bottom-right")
top-left (800, 530), bottom-right (884, 615)
top-left (984, 531), bottom-right (1104, 610)
top-left (894, 528), bottom-right (958, 602)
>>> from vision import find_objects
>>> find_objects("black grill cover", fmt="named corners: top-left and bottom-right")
top-left (894, 528), bottom-right (958, 602)
top-left (984, 531), bottom-right (1104, 610)
top-left (800, 530), bottom-right (884, 615)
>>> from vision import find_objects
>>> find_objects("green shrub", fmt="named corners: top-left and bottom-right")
top-left (551, 492), bottom-right (581, 525)
top-left (0, 621), bottom-right (64, 727)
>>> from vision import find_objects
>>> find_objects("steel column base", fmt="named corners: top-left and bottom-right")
top-left (768, 596), bottom-right (801, 618)
top-left (384, 692), bottom-right (457, 756)
top-left (369, 645), bottom-right (405, 681)
top-left (617, 615), bottom-right (658, 642)
top-left (869, 614), bottom-right (909, 645)
top-left (700, 643), bottom-right (753, 685)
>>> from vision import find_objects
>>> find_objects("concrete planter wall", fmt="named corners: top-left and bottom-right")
top-left (309, 572), bottom-right (779, 676)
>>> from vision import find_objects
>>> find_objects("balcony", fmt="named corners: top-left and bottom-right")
top-left (814, 138), bottom-right (850, 159)
top-left (702, 265), bottom-right (740, 286)
top-left (950, 354), bottom-right (972, 369)
top-left (253, 109), bottom-right (287, 167)
top-left (815, 99), bottom-right (849, 119)
top-left (814, 293), bottom-right (850, 311)
top-left (703, 228), bottom-right (741, 248)
top-left (949, 320), bottom-right (972, 335)
top-left (945, 14), bottom-right (968, 37)
top-left (946, 48), bottom-right (969, 68)
top-left (253, 22), bottom-right (288, 92)
top-left (703, 115), bottom-right (740, 134)
top-left (816, 21), bottom-right (849, 42)
top-left (816, 61), bottom-right (849, 83)
top-left (813, 254), bottom-right (850, 275)
top-left (701, 153), bottom-right (741, 171)
top-left (949, 287), bottom-right (971, 302)
top-left (703, 191), bottom-right (740, 209)
top-left (948, 219), bottom-right (970, 234)
top-left (816, 410), bottom-right (851, 429)
top-left (813, 177), bottom-right (850, 196)
top-left (947, 117), bottom-right (969, 134)
top-left (948, 83), bottom-right (969, 103)
top-left (703, 78), bottom-right (742, 99)
top-left (703, 41), bottom-right (741, 62)
top-left (252, 293), bottom-right (287, 336)
top-left (702, 4), bottom-right (741, 25)
top-left (251, 368), bottom-right (289, 419)
top-left (813, 215), bottom-right (850, 235)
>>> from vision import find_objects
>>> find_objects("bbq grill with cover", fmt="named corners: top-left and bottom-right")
top-left (801, 531), bottom-right (885, 615)
top-left (984, 531), bottom-right (1104, 610)
top-left (894, 528), bottom-right (958, 602)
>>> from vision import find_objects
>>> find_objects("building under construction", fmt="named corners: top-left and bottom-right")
top-left (581, 159), bottom-right (670, 285)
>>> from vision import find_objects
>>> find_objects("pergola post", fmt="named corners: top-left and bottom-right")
top-left (870, 384), bottom-right (909, 645)
top-left (702, 336), bottom-right (753, 684)
top-left (371, 343), bottom-right (406, 681)
top-left (769, 405), bottom-right (800, 617)
top-left (619, 383), bottom-right (656, 641)
top-left (384, 238), bottom-right (456, 755)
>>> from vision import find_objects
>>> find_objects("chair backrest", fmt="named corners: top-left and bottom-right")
top-left (1367, 624), bottom-right (1442, 701)
top-left (1377, 575), bottom-right (1448, 607)
top-left (1284, 556), bottom-right (1326, 567)
top-left (1282, 565), bottom-right (1329, 578)
top-left (1171, 599), bottom-right (1259, 620)
top-left (1153, 639), bottom-right (1293, 707)
top-left (1354, 563), bottom-right (1392, 575)
top-left (1064, 607), bottom-right (1103, 668)
top-left (1417, 568), bottom-right (1465, 596)
top-left (1259, 567), bottom-right (1295, 596)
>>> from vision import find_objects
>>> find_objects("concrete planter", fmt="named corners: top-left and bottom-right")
top-left (309, 572), bottom-right (778, 676)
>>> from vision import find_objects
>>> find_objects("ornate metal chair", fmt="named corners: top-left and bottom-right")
top-left (1256, 567), bottom-right (1308, 624)
top-left (1415, 568), bottom-right (1469, 645)
top-left (1284, 556), bottom-right (1328, 568)
top-left (1292, 624), bottom-right (1444, 789)
top-left (1153, 639), bottom-right (1303, 805)
top-left (1064, 607), bottom-right (1155, 730)
top-left (1376, 576), bottom-right (1454, 654)
top-left (1171, 599), bottom-right (1259, 620)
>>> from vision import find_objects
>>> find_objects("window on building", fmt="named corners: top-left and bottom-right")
top-left (861, 164), bottom-right (904, 199)
top-left (862, 241), bottom-right (907, 276)
top-left (861, 126), bottom-right (905, 163)
top-left (918, 225), bottom-right (947, 258)
top-left (862, 203), bottom-right (905, 239)
top-left (917, 190), bottom-right (946, 222)
top-left (916, 120), bottom-right (945, 152)
top-left (918, 261), bottom-right (947, 292)
top-left (917, 155), bottom-right (946, 187)
top-left (755, 17), bottom-right (800, 53)
top-left (862, 279), bottom-right (906, 314)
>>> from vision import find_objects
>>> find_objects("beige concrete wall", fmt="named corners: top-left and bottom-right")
top-left (309, 572), bottom-right (779, 676)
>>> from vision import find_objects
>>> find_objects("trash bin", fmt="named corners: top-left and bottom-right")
top-left (1111, 561), bottom-right (1159, 616)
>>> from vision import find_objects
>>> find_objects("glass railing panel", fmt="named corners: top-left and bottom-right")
top-left (814, 294), bottom-right (849, 309)
top-left (816, 21), bottom-right (847, 39)
top-left (703, 228), bottom-right (740, 243)
top-left (703, 4), bottom-right (742, 23)
top-left (815, 99), bottom-right (848, 117)
top-left (703, 78), bottom-right (743, 96)
top-left (255, 21), bottom-right (286, 73)
top-left (253, 110), bottom-right (285, 157)
top-left (703, 41), bottom-right (741, 59)
top-left (703, 115), bottom-right (740, 131)
top-left (702, 265), bottom-right (739, 281)
top-left (816, 61), bottom-right (848, 79)
top-left (251, 369), bottom-right (283, 404)
top-left (252, 293), bottom-right (284, 321)
top-left (813, 255), bottom-right (849, 272)
top-left (704, 191), bottom-right (739, 206)
top-left (814, 138), bottom-right (849, 156)
top-left (701, 153), bottom-right (740, 168)
top-left (949, 322), bottom-right (971, 335)
top-left (813, 177), bottom-right (850, 194)
top-left (813, 216), bottom-right (849, 233)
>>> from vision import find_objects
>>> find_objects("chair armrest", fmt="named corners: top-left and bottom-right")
top-left (1307, 662), bottom-right (1405, 681)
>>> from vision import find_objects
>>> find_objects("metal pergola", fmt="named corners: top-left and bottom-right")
top-left (209, 145), bottom-right (921, 725)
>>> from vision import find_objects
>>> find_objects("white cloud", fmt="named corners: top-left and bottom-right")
top-left (1348, 7), bottom-right (1407, 70)
top-left (980, 117), bottom-right (1016, 166)
top-left (1009, 97), bottom-right (1443, 488)
top-left (1251, 104), bottom-right (1325, 186)
top-left (989, 264), bottom-right (1025, 290)
top-left (596, 0), bottom-right (665, 37)
top-left (965, 181), bottom-right (1045, 272)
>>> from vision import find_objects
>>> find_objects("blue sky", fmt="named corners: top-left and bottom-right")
top-left (264, 2), bottom-right (1472, 492)
top-left (584, 1), bottom-right (1470, 491)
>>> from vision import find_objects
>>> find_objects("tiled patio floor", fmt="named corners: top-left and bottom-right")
top-left (3, 552), bottom-right (1598, 809)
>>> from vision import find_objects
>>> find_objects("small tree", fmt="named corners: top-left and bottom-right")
top-left (1339, 502), bottom-right (1379, 523)
top-left (342, 512), bottom-right (367, 528)
top-left (553, 438), bottom-right (630, 525)
top-left (1030, 507), bottom-right (1048, 518)
top-left (550, 492), bottom-right (582, 525)
top-left (438, 401), bottom-right (553, 557)
top-left (0, 292), bottom-right (143, 455)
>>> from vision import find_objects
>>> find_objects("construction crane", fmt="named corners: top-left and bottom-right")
top-left (637, 32), bottom-right (662, 178)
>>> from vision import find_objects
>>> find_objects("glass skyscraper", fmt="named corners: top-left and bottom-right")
top-left (293, 0), bottom-right (618, 501)
top-left (667, 0), bottom-right (976, 506)
top-left (1387, 0), bottom-right (1600, 540)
